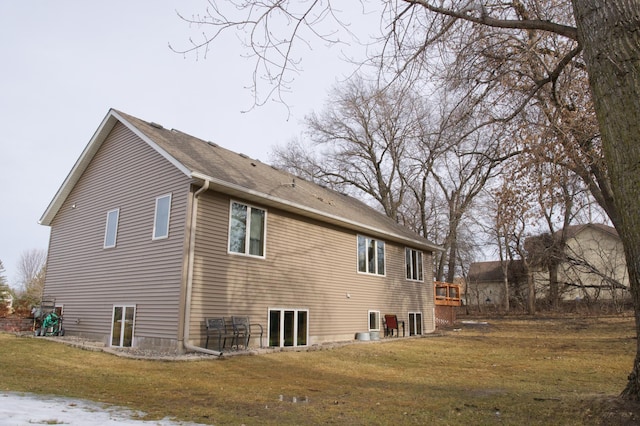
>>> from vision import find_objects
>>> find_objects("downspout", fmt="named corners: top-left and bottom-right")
top-left (181, 179), bottom-right (223, 356)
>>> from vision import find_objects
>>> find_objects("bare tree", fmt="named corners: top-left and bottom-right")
top-left (0, 259), bottom-right (6, 289)
top-left (270, 136), bottom-right (328, 186)
top-left (430, 127), bottom-right (506, 283)
top-left (273, 76), bottom-right (508, 283)
top-left (493, 175), bottom-right (540, 314)
top-left (16, 249), bottom-right (47, 305)
top-left (181, 0), bottom-right (640, 399)
top-left (304, 77), bottom-right (430, 219)
top-left (480, 188), bottom-right (515, 312)
top-left (0, 260), bottom-right (10, 315)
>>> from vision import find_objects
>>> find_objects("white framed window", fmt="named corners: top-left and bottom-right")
top-left (268, 308), bottom-right (308, 347)
top-left (152, 194), bottom-right (172, 240)
top-left (405, 248), bottom-right (424, 281)
top-left (229, 201), bottom-right (266, 257)
top-left (408, 312), bottom-right (423, 336)
top-left (111, 305), bottom-right (136, 347)
top-left (357, 235), bottom-right (385, 275)
top-left (368, 310), bottom-right (381, 331)
top-left (104, 208), bottom-right (120, 248)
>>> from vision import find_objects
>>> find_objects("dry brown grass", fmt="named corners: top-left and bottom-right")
top-left (1, 315), bottom-right (638, 425)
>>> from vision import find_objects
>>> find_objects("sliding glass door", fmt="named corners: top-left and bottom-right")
top-left (269, 308), bottom-right (308, 347)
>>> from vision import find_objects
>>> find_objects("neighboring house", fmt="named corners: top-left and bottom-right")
top-left (468, 224), bottom-right (628, 308)
top-left (466, 261), bottom-right (525, 307)
top-left (531, 224), bottom-right (629, 302)
top-left (39, 109), bottom-right (441, 352)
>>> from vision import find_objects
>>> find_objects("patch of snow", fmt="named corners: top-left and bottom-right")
top-left (0, 393), bottom-right (205, 425)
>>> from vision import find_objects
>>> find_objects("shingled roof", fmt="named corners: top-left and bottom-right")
top-left (41, 109), bottom-right (441, 252)
top-left (468, 260), bottom-right (525, 283)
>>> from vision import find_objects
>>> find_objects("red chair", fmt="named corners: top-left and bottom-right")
top-left (384, 314), bottom-right (405, 337)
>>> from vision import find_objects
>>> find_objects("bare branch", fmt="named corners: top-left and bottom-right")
top-left (403, 0), bottom-right (578, 40)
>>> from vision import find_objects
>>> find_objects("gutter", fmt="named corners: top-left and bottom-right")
top-left (181, 179), bottom-right (223, 357)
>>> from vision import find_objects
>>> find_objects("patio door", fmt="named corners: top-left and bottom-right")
top-left (111, 305), bottom-right (136, 347)
top-left (408, 312), bottom-right (422, 336)
top-left (269, 308), bottom-right (308, 347)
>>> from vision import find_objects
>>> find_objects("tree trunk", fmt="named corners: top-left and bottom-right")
top-left (572, 0), bottom-right (640, 400)
top-left (527, 267), bottom-right (536, 314)
top-left (500, 252), bottom-right (510, 312)
top-left (435, 251), bottom-right (446, 282)
top-left (503, 273), bottom-right (510, 312)
top-left (549, 261), bottom-right (559, 310)
top-left (446, 235), bottom-right (458, 284)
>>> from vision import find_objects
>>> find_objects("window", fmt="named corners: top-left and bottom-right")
top-left (152, 194), bottom-right (172, 240)
top-left (368, 310), bottom-right (380, 331)
top-left (104, 208), bottom-right (120, 248)
top-left (229, 201), bottom-right (266, 257)
top-left (269, 308), bottom-right (308, 347)
top-left (408, 312), bottom-right (423, 336)
top-left (357, 235), bottom-right (385, 275)
top-left (111, 305), bottom-right (136, 347)
top-left (405, 248), bottom-right (424, 281)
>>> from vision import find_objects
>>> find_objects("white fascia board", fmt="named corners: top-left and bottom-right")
top-left (110, 111), bottom-right (192, 178)
top-left (39, 110), bottom-right (192, 226)
top-left (190, 172), bottom-right (443, 253)
top-left (39, 111), bottom-right (120, 225)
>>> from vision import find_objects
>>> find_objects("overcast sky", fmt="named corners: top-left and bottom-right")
top-left (0, 1), bottom-right (372, 285)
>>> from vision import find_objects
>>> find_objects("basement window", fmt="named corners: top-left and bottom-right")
top-left (369, 310), bottom-right (381, 332)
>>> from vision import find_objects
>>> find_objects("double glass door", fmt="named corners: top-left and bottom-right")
top-left (269, 309), bottom-right (308, 347)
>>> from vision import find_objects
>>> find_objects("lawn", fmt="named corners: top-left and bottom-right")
top-left (0, 315), bottom-right (637, 425)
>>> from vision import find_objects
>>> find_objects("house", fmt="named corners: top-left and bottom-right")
top-left (466, 260), bottom-right (525, 307)
top-left (467, 224), bottom-right (628, 309)
top-left (530, 224), bottom-right (629, 302)
top-left (39, 109), bottom-right (441, 352)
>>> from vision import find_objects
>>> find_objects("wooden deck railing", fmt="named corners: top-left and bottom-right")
top-left (434, 281), bottom-right (462, 306)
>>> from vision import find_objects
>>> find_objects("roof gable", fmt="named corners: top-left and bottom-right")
top-left (39, 110), bottom-right (191, 226)
top-left (559, 223), bottom-right (619, 241)
top-left (40, 109), bottom-right (440, 252)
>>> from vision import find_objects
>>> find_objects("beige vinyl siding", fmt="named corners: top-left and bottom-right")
top-left (43, 123), bottom-right (190, 347)
top-left (189, 190), bottom-right (434, 346)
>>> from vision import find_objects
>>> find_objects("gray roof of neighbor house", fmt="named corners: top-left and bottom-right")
top-left (468, 260), bottom-right (524, 283)
top-left (40, 109), bottom-right (441, 252)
